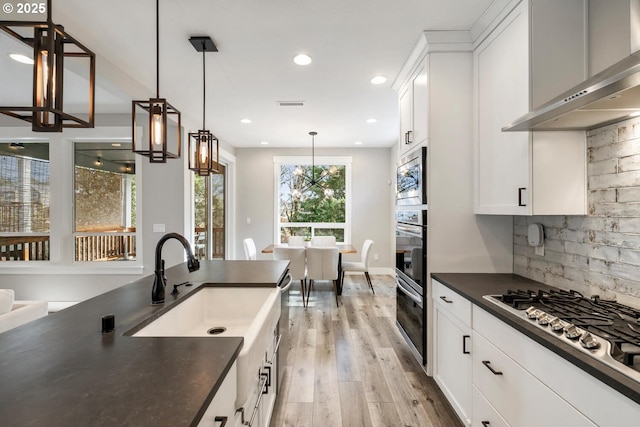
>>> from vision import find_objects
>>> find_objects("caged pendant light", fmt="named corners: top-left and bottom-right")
top-left (0, 0), bottom-right (95, 132)
top-left (187, 36), bottom-right (219, 176)
top-left (132, 0), bottom-right (181, 163)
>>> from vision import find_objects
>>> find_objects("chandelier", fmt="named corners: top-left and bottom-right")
top-left (292, 131), bottom-right (338, 199)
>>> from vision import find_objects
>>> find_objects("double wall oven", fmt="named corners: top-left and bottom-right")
top-left (395, 147), bottom-right (427, 366)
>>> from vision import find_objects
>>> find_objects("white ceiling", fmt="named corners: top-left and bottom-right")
top-left (1, 0), bottom-right (495, 148)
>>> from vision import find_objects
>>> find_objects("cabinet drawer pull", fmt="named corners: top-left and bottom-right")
top-left (482, 360), bottom-right (503, 375)
top-left (462, 335), bottom-right (470, 354)
top-left (481, 421), bottom-right (490, 427)
top-left (214, 416), bottom-right (228, 427)
top-left (518, 187), bottom-right (526, 206)
top-left (439, 296), bottom-right (453, 304)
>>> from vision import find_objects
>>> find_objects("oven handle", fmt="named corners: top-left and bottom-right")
top-left (397, 277), bottom-right (423, 307)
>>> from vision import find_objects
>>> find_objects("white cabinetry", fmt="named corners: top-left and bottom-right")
top-left (474, 0), bottom-right (588, 215)
top-left (472, 305), bottom-right (640, 427)
top-left (433, 279), bottom-right (472, 426)
top-left (234, 327), bottom-right (280, 427)
top-left (398, 65), bottom-right (428, 156)
top-left (198, 362), bottom-right (237, 427)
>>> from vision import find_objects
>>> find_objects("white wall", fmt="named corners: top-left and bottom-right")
top-left (235, 147), bottom-right (394, 270)
top-left (0, 118), bottom-right (189, 302)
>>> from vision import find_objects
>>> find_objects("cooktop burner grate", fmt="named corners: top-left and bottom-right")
top-left (484, 289), bottom-right (640, 382)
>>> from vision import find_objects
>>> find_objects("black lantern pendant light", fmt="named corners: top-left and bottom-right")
top-left (292, 131), bottom-right (338, 199)
top-left (132, 0), bottom-right (181, 163)
top-left (0, 0), bottom-right (95, 132)
top-left (188, 36), bottom-right (219, 176)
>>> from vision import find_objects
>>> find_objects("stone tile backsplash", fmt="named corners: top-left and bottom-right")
top-left (514, 117), bottom-right (640, 307)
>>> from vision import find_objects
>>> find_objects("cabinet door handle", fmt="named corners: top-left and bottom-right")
top-left (481, 422), bottom-right (491, 427)
top-left (439, 296), bottom-right (453, 304)
top-left (405, 130), bottom-right (413, 145)
top-left (462, 335), bottom-right (470, 354)
top-left (518, 187), bottom-right (526, 206)
top-left (482, 360), bottom-right (503, 375)
top-left (214, 416), bottom-right (228, 427)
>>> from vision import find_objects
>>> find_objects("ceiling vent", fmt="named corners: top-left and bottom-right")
top-left (277, 101), bottom-right (305, 107)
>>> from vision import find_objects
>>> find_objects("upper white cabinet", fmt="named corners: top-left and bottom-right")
top-left (398, 65), bottom-right (428, 156)
top-left (474, 0), bottom-right (588, 215)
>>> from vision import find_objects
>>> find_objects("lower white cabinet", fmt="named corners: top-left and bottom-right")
top-left (471, 386), bottom-right (509, 427)
top-left (233, 327), bottom-right (281, 427)
top-left (432, 284), bottom-right (640, 427)
top-left (433, 279), bottom-right (472, 426)
top-left (198, 362), bottom-right (238, 427)
top-left (472, 330), bottom-right (595, 427)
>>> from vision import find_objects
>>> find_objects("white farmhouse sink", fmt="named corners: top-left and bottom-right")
top-left (132, 286), bottom-right (281, 407)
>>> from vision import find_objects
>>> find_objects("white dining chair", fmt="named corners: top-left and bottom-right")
top-left (305, 246), bottom-right (339, 307)
top-left (341, 239), bottom-right (375, 294)
top-left (243, 238), bottom-right (257, 260)
top-left (273, 246), bottom-right (307, 307)
top-left (310, 235), bottom-right (336, 247)
top-left (287, 236), bottom-right (305, 246)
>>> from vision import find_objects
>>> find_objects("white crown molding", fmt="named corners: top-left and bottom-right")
top-left (392, 30), bottom-right (473, 91)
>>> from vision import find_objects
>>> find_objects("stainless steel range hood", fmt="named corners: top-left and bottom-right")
top-left (503, 54), bottom-right (640, 131)
top-left (503, 0), bottom-right (640, 132)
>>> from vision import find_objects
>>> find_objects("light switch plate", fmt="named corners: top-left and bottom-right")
top-left (535, 245), bottom-right (545, 256)
top-left (153, 224), bottom-right (165, 233)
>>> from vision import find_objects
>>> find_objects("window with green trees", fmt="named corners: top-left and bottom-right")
top-left (277, 159), bottom-right (349, 243)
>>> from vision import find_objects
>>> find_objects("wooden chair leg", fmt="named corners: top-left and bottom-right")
top-left (365, 271), bottom-right (374, 294)
top-left (332, 280), bottom-right (339, 307)
top-left (300, 279), bottom-right (306, 308)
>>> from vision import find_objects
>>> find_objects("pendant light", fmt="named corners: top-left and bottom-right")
top-left (292, 131), bottom-right (338, 199)
top-left (188, 36), bottom-right (219, 176)
top-left (132, 0), bottom-right (181, 163)
top-left (0, 0), bottom-right (95, 132)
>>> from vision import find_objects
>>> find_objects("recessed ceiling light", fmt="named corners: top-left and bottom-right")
top-left (366, 118), bottom-right (377, 124)
top-left (260, 141), bottom-right (269, 145)
top-left (240, 118), bottom-right (252, 124)
top-left (354, 141), bottom-right (363, 145)
top-left (293, 53), bottom-right (312, 66)
top-left (9, 53), bottom-right (34, 65)
top-left (370, 75), bottom-right (387, 85)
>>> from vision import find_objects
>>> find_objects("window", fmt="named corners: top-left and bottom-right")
top-left (74, 142), bottom-right (136, 261)
top-left (0, 142), bottom-right (50, 261)
top-left (193, 164), bottom-right (226, 260)
top-left (275, 156), bottom-right (351, 244)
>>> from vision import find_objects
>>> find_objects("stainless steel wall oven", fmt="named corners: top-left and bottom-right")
top-left (395, 208), bottom-right (427, 366)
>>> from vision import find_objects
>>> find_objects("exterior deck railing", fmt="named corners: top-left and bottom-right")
top-left (1, 228), bottom-right (225, 261)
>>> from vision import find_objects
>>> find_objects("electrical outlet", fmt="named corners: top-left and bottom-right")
top-left (374, 253), bottom-right (379, 261)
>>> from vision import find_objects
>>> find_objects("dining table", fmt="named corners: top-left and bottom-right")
top-left (261, 243), bottom-right (357, 295)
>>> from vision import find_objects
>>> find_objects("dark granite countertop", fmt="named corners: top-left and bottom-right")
top-left (431, 273), bottom-right (640, 405)
top-left (0, 260), bottom-right (289, 427)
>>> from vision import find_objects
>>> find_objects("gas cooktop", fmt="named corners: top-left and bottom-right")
top-left (483, 288), bottom-right (640, 384)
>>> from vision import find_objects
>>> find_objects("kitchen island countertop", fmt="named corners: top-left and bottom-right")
top-left (432, 273), bottom-right (640, 406)
top-left (0, 260), bottom-right (289, 427)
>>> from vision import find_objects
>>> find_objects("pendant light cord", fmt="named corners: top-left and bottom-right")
top-left (202, 46), bottom-right (206, 129)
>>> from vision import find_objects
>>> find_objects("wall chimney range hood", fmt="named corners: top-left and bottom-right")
top-left (503, 0), bottom-right (640, 132)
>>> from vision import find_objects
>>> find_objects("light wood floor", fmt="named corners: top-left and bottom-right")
top-left (270, 274), bottom-right (462, 427)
